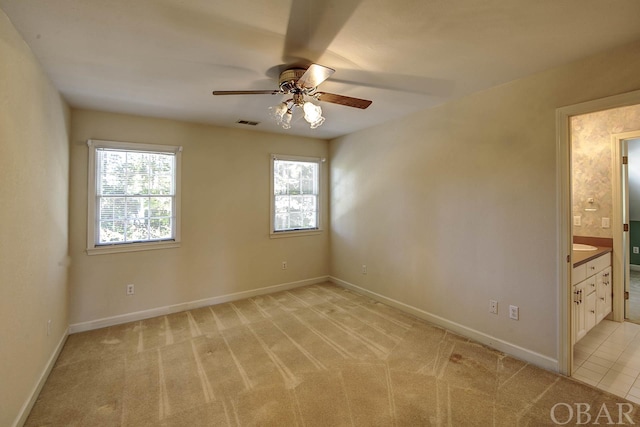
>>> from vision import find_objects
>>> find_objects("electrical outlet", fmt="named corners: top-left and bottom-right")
top-left (282, 261), bottom-right (287, 270)
top-left (634, 247), bottom-right (639, 254)
top-left (509, 305), bottom-right (519, 320)
top-left (126, 284), bottom-right (135, 295)
top-left (47, 319), bottom-right (51, 336)
top-left (573, 216), bottom-right (581, 226)
top-left (601, 217), bottom-right (610, 228)
top-left (362, 264), bottom-right (367, 275)
top-left (489, 300), bottom-right (498, 314)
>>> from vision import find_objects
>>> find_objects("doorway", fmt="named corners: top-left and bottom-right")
top-left (614, 134), bottom-right (640, 325)
top-left (560, 103), bottom-right (640, 402)
top-left (556, 90), bottom-right (640, 377)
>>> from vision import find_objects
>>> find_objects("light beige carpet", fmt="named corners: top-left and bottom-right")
top-left (26, 282), bottom-right (639, 426)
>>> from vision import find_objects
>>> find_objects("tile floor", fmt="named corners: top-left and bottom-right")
top-left (628, 269), bottom-right (640, 323)
top-left (573, 319), bottom-right (640, 404)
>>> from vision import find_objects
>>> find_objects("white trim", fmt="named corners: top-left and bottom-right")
top-left (556, 89), bottom-right (640, 376)
top-left (69, 276), bottom-right (329, 334)
top-left (87, 138), bottom-right (183, 154)
top-left (630, 264), bottom-right (640, 272)
top-left (555, 104), bottom-right (573, 376)
top-left (270, 153), bottom-right (324, 237)
top-left (13, 328), bottom-right (68, 427)
top-left (86, 139), bottom-right (182, 255)
top-left (269, 229), bottom-right (323, 239)
top-left (87, 240), bottom-right (180, 255)
top-left (329, 276), bottom-right (559, 372)
top-left (271, 154), bottom-right (322, 163)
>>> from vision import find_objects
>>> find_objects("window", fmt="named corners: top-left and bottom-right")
top-left (87, 139), bottom-right (182, 254)
top-left (271, 154), bottom-right (322, 236)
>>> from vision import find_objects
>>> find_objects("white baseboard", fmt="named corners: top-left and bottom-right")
top-left (69, 276), bottom-right (329, 334)
top-left (13, 328), bottom-right (68, 427)
top-left (329, 276), bottom-right (558, 372)
top-left (630, 264), bottom-right (640, 272)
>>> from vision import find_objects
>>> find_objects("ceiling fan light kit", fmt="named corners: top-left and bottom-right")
top-left (269, 102), bottom-right (293, 129)
top-left (213, 63), bottom-right (372, 130)
top-left (303, 101), bottom-right (325, 129)
top-left (269, 91), bottom-right (326, 129)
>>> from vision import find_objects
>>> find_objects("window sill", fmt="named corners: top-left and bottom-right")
top-left (87, 241), bottom-right (180, 255)
top-left (270, 229), bottom-right (323, 239)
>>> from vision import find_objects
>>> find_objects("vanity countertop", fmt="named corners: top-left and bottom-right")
top-left (572, 246), bottom-right (612, 267)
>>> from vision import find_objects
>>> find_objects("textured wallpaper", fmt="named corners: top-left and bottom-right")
top-left (571, 104), bottom-right (640, 238)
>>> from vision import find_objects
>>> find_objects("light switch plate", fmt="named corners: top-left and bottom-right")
top-left (573, 216), bottom-right (581, 226)
top-left (601, 217), bottom-right (610, 228)
top-left (509, 305), bottom-right (519, 320)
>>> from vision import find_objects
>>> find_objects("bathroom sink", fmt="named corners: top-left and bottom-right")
top-left (573, 243), bottom-right (598, 251)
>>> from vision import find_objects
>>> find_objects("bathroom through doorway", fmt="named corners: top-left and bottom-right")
top-left (556, 90), bottom-right (640, 376)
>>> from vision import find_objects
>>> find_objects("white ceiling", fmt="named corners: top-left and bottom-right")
top-left (2, 0), bottom-right (640, 139)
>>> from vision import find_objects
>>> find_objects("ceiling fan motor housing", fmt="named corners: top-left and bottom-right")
top-left (279, 69), bottom-right (308, 93)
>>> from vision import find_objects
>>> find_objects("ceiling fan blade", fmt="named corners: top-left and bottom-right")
top-left (316, 92), bottom-right (372, 109)
top-left (330, 70), bottom-right (455, 97)
top-left (212, 90), bottom-right (281, 95)
top-left (283, 0), bottom-right (363, 63)
top-left (297, 64), bottom-right (335, 89)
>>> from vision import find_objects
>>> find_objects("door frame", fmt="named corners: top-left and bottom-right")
top-left (556, 89), bottom-right (640, 376)
top-left (612, 131), bottom-right (640, 323)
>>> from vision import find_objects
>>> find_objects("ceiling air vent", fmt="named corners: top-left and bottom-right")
top-left (236, 119), bottom-right (260, 126)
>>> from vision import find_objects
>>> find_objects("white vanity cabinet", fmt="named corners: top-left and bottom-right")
top-left (573, 275), bottom-right (596, 343)
top-left (596, 266), bottom-right (612, 324)
top-left (572, 252), bottom-right (611, 344)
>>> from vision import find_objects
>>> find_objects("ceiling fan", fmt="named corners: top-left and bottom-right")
top-left (213, 63), bottom-right (372, 129)
top-left (211, 0), bottom-right (373, 129)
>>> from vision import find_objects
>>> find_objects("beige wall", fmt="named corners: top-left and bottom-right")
top-left (0, 10), bottom-right (70, 427)
top-left (68, 110), bottom-right (329, 325)
top-left (571, 105), bottom-right (640, 238)
top-left (329, 40), bottom-right (640, 363)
